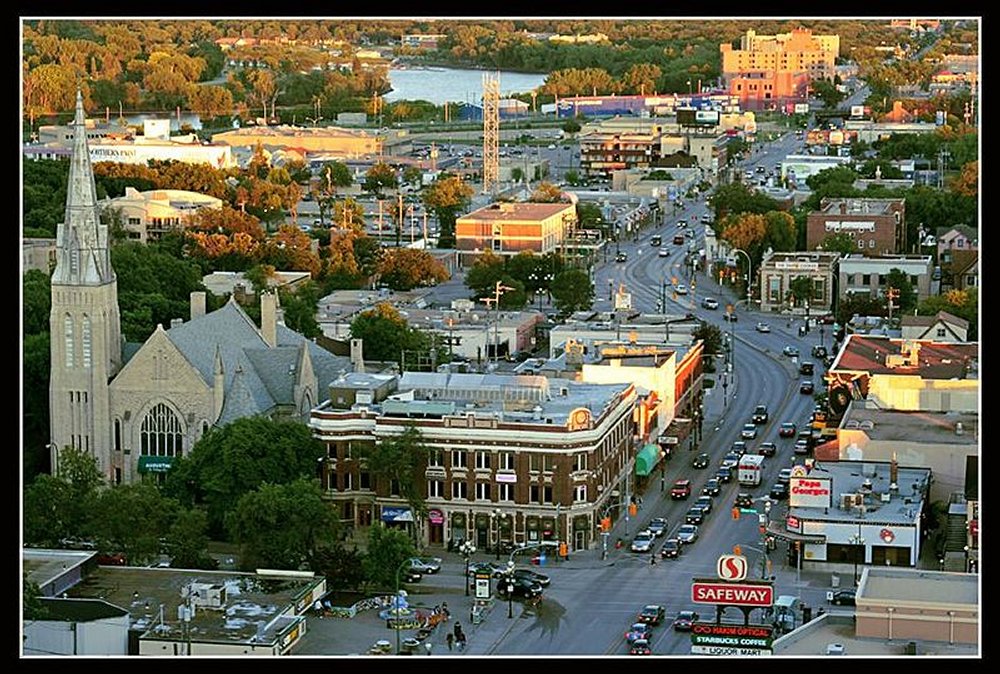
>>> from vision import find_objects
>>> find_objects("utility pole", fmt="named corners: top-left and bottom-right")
top-left (480, 280), bottom-right (513, 365)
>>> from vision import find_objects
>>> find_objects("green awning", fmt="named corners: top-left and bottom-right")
top-left (138, 455), bottom-right (175, 473)
top-left (635, 443), bottom-right (663, 477)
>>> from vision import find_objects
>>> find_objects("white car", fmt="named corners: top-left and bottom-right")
top-left (677, 524), bottom-right (699, 544)
top-left (741, 423), bottom-right (758, 439)
top-left (675, 284), bottom-right (688, 295)
top-left (659, 248), bottom-right (669, 257)
top-left (631, 530), bottom-right (656, 553)
top-left (755, 322), bottom-right (771, 333)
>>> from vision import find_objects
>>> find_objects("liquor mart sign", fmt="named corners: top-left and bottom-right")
top-left (691, 579), bottom-right (774, 607)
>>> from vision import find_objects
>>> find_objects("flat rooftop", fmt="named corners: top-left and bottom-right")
top-left (861, 567), bottom-right (978, 607)
top-left (816, 198), bottom-right (902, 216)
top-left (842, 406), bottom-right (979, 447)
top-left (773, 612), bottom-right (978, 656)
top-left (24, 549), bottom-right (96, 592)
top-left (461, 202), bottom-right (573, 222)
top-left (787, 462), bottom-right (929, 525)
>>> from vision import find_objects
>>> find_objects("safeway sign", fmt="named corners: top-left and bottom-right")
top-left (692, 581), bottom-right (774, 607)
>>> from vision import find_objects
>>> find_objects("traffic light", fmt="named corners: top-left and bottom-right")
top-left (732, 507), bottom-right (740, 521)
top-left (629, 503), bottom-right (638, 517)
top-left (733, 545), bottom-right (742, 557)
top-left (601, 517), bottom-right (611, 533)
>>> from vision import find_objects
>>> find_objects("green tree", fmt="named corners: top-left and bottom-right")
top-left (465, 251), bottom-right (506, 300)
top-left (376, 248), bottom-right (450, 291)
top-left (23, 475), bottom-right (78, 548)
top-left (362, 425), bottom-right (430, 527)
top-left (349, 302), bottom-right (443, 366)
top-left (363, 161), bottom-right (398, 198)
top-left (550, 268), bottom-right (594, 316)
top-left (225, 478), bottom-right (337, 571)
top-left (561, 119), bottom-right (581, 135)
top-left (423, 175), bottom-right (474, 249)
top-left (277, 281), bottom-right (322, 339)
top-left (86, 482), bottom-right (178, 566)
top-left (692, 321), bottom-right (724, 369)
top-left (712, 181), bottom-right (780, 220)
top-left (165, 508), bottom-right (218, 570)
top-left (820, 232), bottom-right (858, 256)
top-left (835, 293), bottom-right (887, 326)
top-left (164, 417), bottom-right (325, 538)
top-left (762, 211), bottom-right (797, 252)
top-left (22, 269), bottom-right (52, 337)
top-left (787, 276), bottom-right (814, 307)
top-left (24, 574), bottom-right (48, 621)
top-left (22, 332), bottom-right (51, 481)
top-left (362, 525), bottom-right (416, 591)
top-left (811, 78), bottom-right (846, 109)
top-left (885, 268), bottom-right (917, 314)
top-left (312, 544), bottom-right (366, 593)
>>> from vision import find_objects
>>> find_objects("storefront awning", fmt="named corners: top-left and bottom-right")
top-left (635, 443), bottom-right (663, 477)
top-left (381, 507), bottom-right (414, 523)
top-left (137, 455), bottom-right (175, 473)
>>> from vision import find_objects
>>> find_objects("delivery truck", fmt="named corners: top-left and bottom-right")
top-left (737, 454), bottom-right (765, 487)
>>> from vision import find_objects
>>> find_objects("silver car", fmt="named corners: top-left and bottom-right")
top-left (677, 524), bottom-right (699, 544)
top-left (630, 530), bottom-right (656, 553)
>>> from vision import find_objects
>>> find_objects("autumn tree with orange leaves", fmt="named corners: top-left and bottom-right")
top-left (376, 248), bottom-right (450, 291)
top-left (258, 225), bottom-right (321, 277)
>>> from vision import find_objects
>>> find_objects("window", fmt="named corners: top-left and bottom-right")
top-left (451, 450), bottom-right (467, 469)
top-left (428, 479), bottom-right (443, 498)
top-left (475, 482), bottom-right (491, 501)
top-left (343, 472), bottom-right (353, 491)
top-left (878, 275), bottom-right (886, 286)
top-left (542, 485), bottom-right (554, 504)
top-left (846, 274), bottom-right (856, 285)
top-left (857, 239), bottom-right (865, 249)
top-left (529, 455), bottom-right (539, 472)
top-left (498, 483), bottom-right (514, 502)
top-left (452, 480), bottom-right (467, 500)
top-left (862, 274), bottom-right (871, 285)
top-left (573, 453), bottom-right (587, 472)
top-left (64, 314), bottom-right (74, 368)
top-left (114, 419), bottom-right (122, 452)
top-left (869, 239), bottom-right (876, 249)
top-left (529, 485), bottom-right (540, 504)
top-left (498, 452), bottom-right (514, 471)
top-left (360, 471), bottom-right (371, 489)
top-left (428, 449), bottom-right (443, 467)
top-left (475, 451), bottom-right (491, 470)
top-left (936, 328), bottom-right (946, 338)
top-left (574, 485), bottom-right (587, 503)
top-left (81, 316), bottom-right (91, 368)
top-left (543, 455), bottom-right (555, 473)
top-left (389, 479), bottom-right (400, 496)
top-left (909, 275), bottom-right (918, 286)
top-left (139, 403), bottom-right (183, 457)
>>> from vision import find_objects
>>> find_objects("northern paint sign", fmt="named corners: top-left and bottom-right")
top-left (691, 581), bottom-right (774, 607)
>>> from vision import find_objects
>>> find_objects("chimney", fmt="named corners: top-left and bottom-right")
top-left (190, 291), bottom-right (207, 320)
top-left (890, 452), bottom-right (898, 485)
top-left (350, 338), bottom-right (366, 373)
top-left (840, 202), bottom-right (846, 214)
top-left (260, 292), bottom-right (277, 347)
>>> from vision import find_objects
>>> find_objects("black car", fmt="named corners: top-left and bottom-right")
top-left (812, 345), bottom-right (828, 359)
top-left (685, 507), bottom-right (705, 525)
top-left (734, 492), bottom-right (754, 508)
top-left (716, 466), bottom-right (733, 483)
top-left (638, 604), bottom-right (666, 625)
top-left (402, 569), bottom-right (423, 583)
top-left (702, 478), bottom-right (721, 496)
top-left (497, 576), bottom-right (543, 600)
top-left (757, 442), bottom-right (777, 457)
top-left (616, 252), bottom-right (628, 263)
top-left (830, 589), bottom-right (856, 606)
top-left (800, 380), bottom-right (815, 395)
top-left (730, 441), bottom-right (748, 456)
top-left (513, 568), bottom-right (550, 587)
top-left (660, 538), bottom-right (682, 559)
top-left (799, 361), bottom-right (815, 376)
top-left (673, 610), bottom-right (700, 631)
top-left (692, 453), bottom-right (710, 469)
top-left (769, 483), bottom-right (789, 500)
top-left (752, 405), bottom-right (769, 424)
top-left (695, 495), bottom-right (714, 514)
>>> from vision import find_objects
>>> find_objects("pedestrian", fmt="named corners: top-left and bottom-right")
top-left (458, 633), bottom-right (466, 651)
top-left (441, 601), bottom-right (450, 620)
top-left (445, 633), bottom-right (454, 651)
top-left (453, 622), bottom-right (462, 641)
top-left (650, 552), bottom-right (656, 566)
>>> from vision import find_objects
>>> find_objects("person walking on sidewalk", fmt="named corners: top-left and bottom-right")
top-left (446, 633), bottom-right (454, 651)
top-left (650, 551), bottom-right (656, 566)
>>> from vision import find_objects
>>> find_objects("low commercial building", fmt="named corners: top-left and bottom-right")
top-left (455, 201), bottom-right (577, 266)
top-left (579, 129), bottom-right (660, 177)
top-left (311, 371), bottom-right (639, 552)
top-left (758, 250), bottom-right (841, 315)
top-left (23, 599), bottom-right (130, 656)
top-left (100, 187), bottom-right (223, 243)
top-left (766, 460), bottom-right (931, 574)
top-left (806, 198), bottom-right (906, 255)
top-left (843, 119), bottom-right (939, 144)
top-left (212, 124), bottom-right (389, 159)
top-left (780, 154), bottom-right (853, 184)
top-left (837, 254), bottom-right (933, 301)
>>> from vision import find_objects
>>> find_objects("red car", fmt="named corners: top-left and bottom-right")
top-left (779, 422), bottom-right (797, 438)
top-left (670, 479), bottom-right (692, 499)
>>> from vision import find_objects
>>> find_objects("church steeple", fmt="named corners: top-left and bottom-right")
top-left (52, 89), bottom-right (114, 286)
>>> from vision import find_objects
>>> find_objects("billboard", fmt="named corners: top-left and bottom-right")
top-left (678, 108), bottom-right (720, 126)
top-left (794, 103), bottom-right (810, 114)
top-left (851, 105), bottom-right (865, 118)
top-left (789, 475), bottom-right (832, 508)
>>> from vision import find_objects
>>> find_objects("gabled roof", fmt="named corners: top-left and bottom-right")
top-left (935, 224), bottom-right (978, 242)
top-left (900, 310), bottom-right (968, 331)
top-left (941, 248), bottom-right (978, 275)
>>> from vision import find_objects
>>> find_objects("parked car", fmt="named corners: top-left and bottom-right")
top-left (629, 638), bottom-right (652, 655)
top-left (757, 442), bottom-right (777, 457)
top-left (783, 345), bottom-right (800, 357)
top-left (401, 569), bottom-right (423, 583)
top-left (778, 468), bottom-right (793, 484)
top-left (701, 213), bottom-right (711, 223)
top-left (673, 610), bottom-right (700, 631)
top-left (677, 219), bottom-right (688, 228)
top-left (638, 604), bottom-right (666, 625)
top-left (779, 422), bottom-right (797, 438)
top-left (406, 557), bottom-right (443, 574)
top-left (692, 453), bottom-right (710, 469)
top-left (625, 622), bottom-right (653, 644)
top-left (701, 297), bottom-right (719, 310)
top-left (631, 530), bottom-right (656, 553)
top-left (755, 321), bottom-right (772, 333)
top-left (741, 423), bottom-right (758, 439)
top-left (497, 576), bottom-right (543, 600)
top-left (468, 561), bottom-right (506, 578)
top-left (799, 361), bottom-right (815, 376)
top-left (770, 482), bottom-right (789, 500)
top-left (685, 506), bottom-right (705, 525)
top-left (695, 495), bottom-right (714, 514)
top-left (660, 538), bottom-right (682, 559)
top-left (830, 588), bottom-right (857, 606)
top-left (716, 466), bottom-right (733, 483)
top-left (735, 492), bottom-right (754, 509)
top-left (647, 517), bottom-right (668, 537)
top-left (702, 478), bottom-right (721, 496)
top-left (752, 405), bottom-right (769, 424)
top-left (513, 568), bottom-right (550, 587)
top-left (677, 524), bottom-right (699, 544)
top-left (670, 479), bottom-right (692, 499)
top-left (800, 380), bottom-right (815, 395)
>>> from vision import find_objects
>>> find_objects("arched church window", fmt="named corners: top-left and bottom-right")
top-left (82, 315), bottom-right (92, 368)
top-left (139, 403), bottom-right (184, 457)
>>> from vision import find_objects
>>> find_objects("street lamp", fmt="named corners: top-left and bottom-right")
top-left (492, 509), bottom-right (509, 560)
top-left (849, 529), bottom-right (865, 586)
top-left (731, 248), bottom-right (753, 308)
top-left (459, 540), bottom-right (476, 596)
top-left (505, 560), bottom-right (516, 619)
top-left (393, 557), bottom-right (413, 654)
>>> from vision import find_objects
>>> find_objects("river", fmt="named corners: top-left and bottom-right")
top-left (384, 66), bottom-right (548, 106)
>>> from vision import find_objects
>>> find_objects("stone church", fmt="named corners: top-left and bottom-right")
top-left (48, 92), bottom-right (352, 484)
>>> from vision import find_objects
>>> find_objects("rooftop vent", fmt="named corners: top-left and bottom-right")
top-left (956, 422), bottom-right (965, 435)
